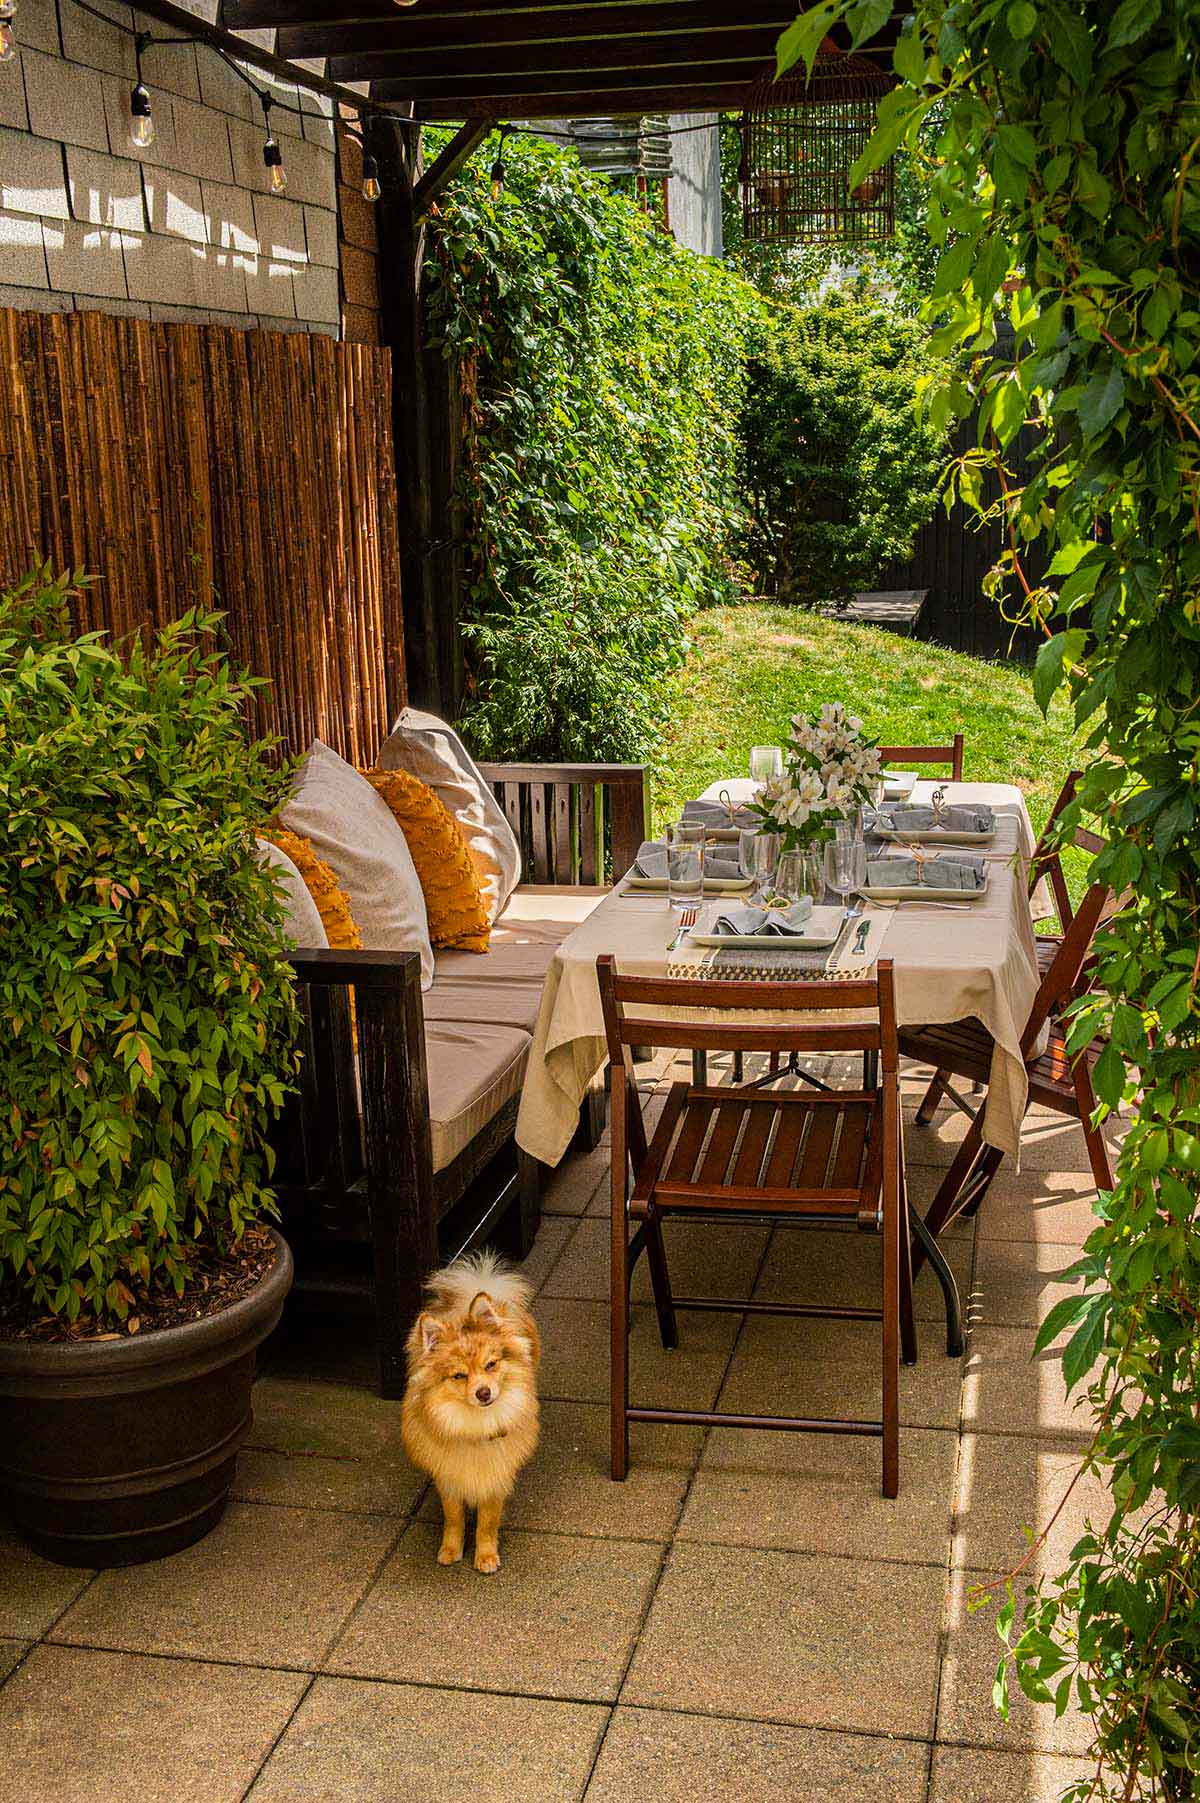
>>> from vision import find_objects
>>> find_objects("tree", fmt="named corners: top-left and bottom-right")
top-left (779, 4), bottom-right (1200, 1797)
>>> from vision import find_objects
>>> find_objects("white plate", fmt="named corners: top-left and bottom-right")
top-left (861, 870), bottom-right (990, 902)
top-left (624, 875), bottom-right (753, 893)
top-left (874, 826), bottom-right (994, 847)
top-left (882, 769), bottom-right (918, 799)
top-left (688, 903), bottom-right (844, 949)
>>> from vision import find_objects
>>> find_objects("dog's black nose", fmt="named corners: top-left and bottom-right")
top-left (475, 1385), bottom-right (492, 1405)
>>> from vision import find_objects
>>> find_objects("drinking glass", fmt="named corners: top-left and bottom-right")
top-left (737, 826), bottom-right (760, 882)
top-left (749, 745), bottom-right (783, 786)
top-left (666, 821), bottom-right (704, 911)
top-left (775, 846), bottom-right (825, 906)
top-left (750, 830), bottom-right (779, 897)
top-left (824, 829), bottom-right (867, 907)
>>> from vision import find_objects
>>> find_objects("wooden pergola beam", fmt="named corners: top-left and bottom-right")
top-left (328, 28), bottom-right (783, 83)
top-left (412, 118), bottom-right (493, 216)
top-left (278, 3), bottom-right (796, 62)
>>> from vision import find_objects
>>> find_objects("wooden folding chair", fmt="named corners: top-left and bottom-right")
top-left (878, 733), bottom-right (964, 781)
top-left (901, 878), bottom-right (1115, 1277)
top-left (1027, 770), bottom-right (1106, 980)
top-left (598, 956), bottom-right (925, 1500)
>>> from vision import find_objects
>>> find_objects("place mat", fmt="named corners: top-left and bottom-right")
top-left (666, 908), bottom-right (891, 980)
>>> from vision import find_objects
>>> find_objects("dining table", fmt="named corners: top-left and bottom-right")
top-left (514, 778), bottom-right (1046, 1175)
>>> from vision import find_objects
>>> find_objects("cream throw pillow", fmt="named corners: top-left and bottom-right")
top-left (280, 739), bottom-right (434, 990)
top-left (376, 708), bottom-right (522, 924)
top-left (256, 836), bottom-right (329, 950)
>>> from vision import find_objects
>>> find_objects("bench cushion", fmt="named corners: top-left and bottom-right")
top-left (426, 1020), bottom-right (532, 1174)
top-left (422, 885), bottom-right (607, 1035)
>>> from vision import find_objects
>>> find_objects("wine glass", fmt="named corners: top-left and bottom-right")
top-left (824, 827), bottom-right (867, 914)
top-left (749, 745), bottom-right (783, 786)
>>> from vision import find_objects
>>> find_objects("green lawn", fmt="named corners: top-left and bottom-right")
top-left (654, 604), bottom-right (1082, 895)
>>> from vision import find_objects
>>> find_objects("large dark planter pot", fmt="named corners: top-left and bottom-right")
top-left (0, 1230), bottom-right (292, 1568)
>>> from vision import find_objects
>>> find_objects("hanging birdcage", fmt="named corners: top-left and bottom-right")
top-left (739, 52), bottom-right (895, 247)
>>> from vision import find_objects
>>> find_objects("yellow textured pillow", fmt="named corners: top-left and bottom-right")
top-left (362, 769), bottom-right (490, 953)
top-left (262, 828), bottom-right (362, 951)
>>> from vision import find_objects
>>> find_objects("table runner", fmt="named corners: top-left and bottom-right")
top-left (515, 780), bottom-right (1043, 1167)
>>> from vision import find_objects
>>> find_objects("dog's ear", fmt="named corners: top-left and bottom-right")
top-left (468, 1290), bottom-right (501, 1327)
top-left (417, 1312), bottom-right (444, 1355)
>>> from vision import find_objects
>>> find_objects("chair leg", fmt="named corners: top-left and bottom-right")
top-left (908, 1112), bottom-right (986, 1284)
top-left (957, 1144), bottom-right (1004, 1218)
top-left (611, 1214), bottom-right (630, 1483)
top-left (863, 1050), bottom-right (879, 1090)
top-left (898, 1186), bottom-right (918, 1368)
top-left (732, 1051), bottom-right (744, 1084)
top-left (881, 1183), bottom-right (900, 1500)
top-left (644, 1210), bottom-right (678, 1350)
top-left (1072, 1063), bottom-right (1115, 1192)
top-left (692, 1049), bottom-right (708, 1087)
top-left (610, 1096), bottom-right (631, 1481)
top-left (915, 1069), bottom-right (948, 1126)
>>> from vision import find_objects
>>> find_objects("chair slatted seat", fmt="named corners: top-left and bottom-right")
top-left (597, 956), bottom-right (920, 1499)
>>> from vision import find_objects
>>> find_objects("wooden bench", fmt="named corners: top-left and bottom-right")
top-left (830, 589), bottom-right (929, 636)
top-left (270, 762), bottom-right (646, 1396)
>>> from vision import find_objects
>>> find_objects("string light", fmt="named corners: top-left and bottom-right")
top-left (361, 149), bottom-right (381, 203)
top-left (0, 0), bottom-right (17, 65)
top-left (261, 94), bottom-right (287, 195)
top-left (490, 126), bottom-right (509, 201)
top-left (129, 34), bottom-right (154, 147)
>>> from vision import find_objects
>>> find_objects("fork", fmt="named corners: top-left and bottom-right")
top-left (667, 907), bottom-right (697, 952)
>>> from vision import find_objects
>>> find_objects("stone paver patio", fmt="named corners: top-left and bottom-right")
top-left (0, 1054), bottom-right (1117, 1802)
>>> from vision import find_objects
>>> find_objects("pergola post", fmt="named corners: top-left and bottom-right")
top-left (368, 110), bottom-right (442, 715)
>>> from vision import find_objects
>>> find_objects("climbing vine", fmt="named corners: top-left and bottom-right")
top-left (424, 135), bottom-right (763, 762)
top-left (778, 2), bottom-right (1200, 1795)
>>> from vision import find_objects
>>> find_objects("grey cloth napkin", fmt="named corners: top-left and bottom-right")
top-left (866, 855), bottom-right (985, 891)
top-left (634, 840), bottom-right (744, 881)
top-left (681, 799), bottom-right (758, 832)
top-left (868, 803), bottom-right (994, 834)
top-left (712, 898), bottom-right (814, 936)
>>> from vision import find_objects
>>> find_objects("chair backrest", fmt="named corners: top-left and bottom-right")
top-left (1021, 879), bottom-right (1113, 1054)
top-left (1029, 771), bottom-right (1106, 930)
top-left (596, 955), bottom-right (899, 1070)
top-left (877, 733), bottom-right (964, 781)
top-left (480, 762), bottom-right (648, 885)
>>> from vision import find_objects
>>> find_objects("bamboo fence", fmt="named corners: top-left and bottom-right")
top-left (0, 307), bottom-right (404, 764)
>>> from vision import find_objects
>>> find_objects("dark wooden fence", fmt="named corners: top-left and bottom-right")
top-left (0, 307), bottom-right (405, 764)
top-left (876, 417), bottom-right (1047, 665)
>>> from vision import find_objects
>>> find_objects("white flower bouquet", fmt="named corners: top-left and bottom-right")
top-left (749, 704), bottom-right (882, 851)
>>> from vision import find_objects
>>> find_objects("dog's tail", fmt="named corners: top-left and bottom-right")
top-left (423, 1248), bottom-right (532, 1316)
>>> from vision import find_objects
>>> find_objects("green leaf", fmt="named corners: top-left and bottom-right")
top-left (1033, 629), bottom-right (1085, 713)
top-left (1107, 0), bottom-right (1160, 49)
top-left (1061, 1297), bottom-right (1108, 1392)
top-left (892, 20), bottom-right (925, 84)
top-left (776, 3), bottom-right (838, 77)
top-left (1033, 1292), bottom-right (1090, 1355)
top-left (1007, 1), bottom-right (1037, 36)
top-left (1077, 364), bottom-right (1125, 438)
top-left (1092, 1042), bottom-right (1126, 1110)
top-left (1046, 5), bottom-right (1093, 85)
top-left (845, 0), bottom-right (892, 50)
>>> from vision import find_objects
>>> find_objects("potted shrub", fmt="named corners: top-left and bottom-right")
top-left (0, 568), bottom-right (298, 1567)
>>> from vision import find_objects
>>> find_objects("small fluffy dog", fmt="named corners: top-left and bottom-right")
top-left (401, 1250), bottom-right (540, 1574)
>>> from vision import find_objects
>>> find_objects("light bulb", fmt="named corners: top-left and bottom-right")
top-left (130, 81), bottom-right (154, 147)
top-left (263, 132), bottom-right (286, 194)
top-left (361, 152), bottom-right (380, 202)
top-left (0, 18), bottom-right (15, 60)
top-left (490, 158), bottom-right (504, 200)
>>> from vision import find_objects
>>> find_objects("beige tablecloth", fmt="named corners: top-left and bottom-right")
top-left (515, 781), bottom-right (1042, 1166)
